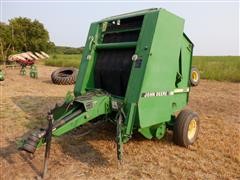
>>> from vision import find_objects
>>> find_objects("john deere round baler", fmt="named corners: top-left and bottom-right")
top-left (18, 8), bottom-right (200, 175)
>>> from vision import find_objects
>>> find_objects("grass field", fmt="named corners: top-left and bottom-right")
top-left (45, 54), bottom-right (81, 68)
top-left (192, 56), bottom-right (240, 82)
top-left (45, 54), bottom-right (240, 82)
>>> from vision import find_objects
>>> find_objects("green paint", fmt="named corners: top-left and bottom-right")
top-left (96, 42), bottom-right (137, 49)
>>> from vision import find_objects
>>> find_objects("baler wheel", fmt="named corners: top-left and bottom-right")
top-left (190, 67), bottom-right (200, 86)
top-left (173, 109), bottom-right (200, 147)
top-left (51, 67), bottom-right (78, 85)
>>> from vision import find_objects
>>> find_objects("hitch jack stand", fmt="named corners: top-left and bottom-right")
top-left (42, 111), bottom-right (54, 179)
top-left (116, 113), bottom-right (123, 164)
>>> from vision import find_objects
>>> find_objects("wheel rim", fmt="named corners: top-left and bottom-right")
top-left (192, 71), bottom-right (198, 82)
top-left (188, 119), bottom-right (197, 140)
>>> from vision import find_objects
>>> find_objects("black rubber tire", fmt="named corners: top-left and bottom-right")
top-left (51, 67), bottom-right (78, 85)
top-left (190, 67), bottom-right (200, 86)
top-left (173, 109), bottom-right (200, 147)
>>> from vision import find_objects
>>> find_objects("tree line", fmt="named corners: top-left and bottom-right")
top-left (0, 17), bottom-right (56, 61)
top-left (0, 17), bottom-right (83, 62)
top-left (55, 46), bottom-right (83, 54)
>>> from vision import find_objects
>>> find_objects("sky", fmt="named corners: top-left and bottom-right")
top-left (0, 0), bottom-right (239, 55)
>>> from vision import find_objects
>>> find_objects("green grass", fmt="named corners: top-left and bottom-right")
top-left (192, 56), bottom-right (240, 82)
top-left (45, 54), bottom-right (240, 82)
top-left (45, 54), bottom-right (81, 68)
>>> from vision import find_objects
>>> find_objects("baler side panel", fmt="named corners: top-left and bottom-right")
top-left (124, 12), bottom-right (159, 103)
top-left (138, 10), bottom-right (185, 129)
top-left (172, 35), bottom-right (193, 112)
top-left (122, 12), bottom-right (159, 138)
top-left (74, 23), bottom-right (99, 96)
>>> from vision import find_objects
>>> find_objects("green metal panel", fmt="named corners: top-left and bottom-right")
top-left (74, 23), bottom-right (99, 96)
top-left (124, 11), bottom-right (159, 103)
top-left (122, 11), bottom-right (159, 140)
top-left (138, 10), bottom-right (185, 130)
top-left (172, 34), bottom-right (193, 112)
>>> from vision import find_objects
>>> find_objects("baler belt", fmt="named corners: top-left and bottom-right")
top-left (94, 48), bottom-right (134, 97)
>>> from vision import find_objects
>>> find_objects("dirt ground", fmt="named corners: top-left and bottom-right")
top-left (0, 65), bottom-right (239, 180)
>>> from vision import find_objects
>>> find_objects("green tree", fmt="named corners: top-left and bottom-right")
top-left (0, 22), bottom-right (12, 61)
top-left (9, 17), bottom-right (54, 53)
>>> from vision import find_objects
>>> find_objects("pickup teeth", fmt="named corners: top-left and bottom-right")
top-left (21, 129), bottom-right (46, 153)
top-left (19, 107), bottom-right (84, 153)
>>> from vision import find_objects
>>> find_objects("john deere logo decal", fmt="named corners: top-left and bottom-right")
top-left (142, 91), bottom-right (173, 98)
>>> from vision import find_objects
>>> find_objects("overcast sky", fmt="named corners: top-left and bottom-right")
top-left (1, 0), bottom-right (239, 55)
